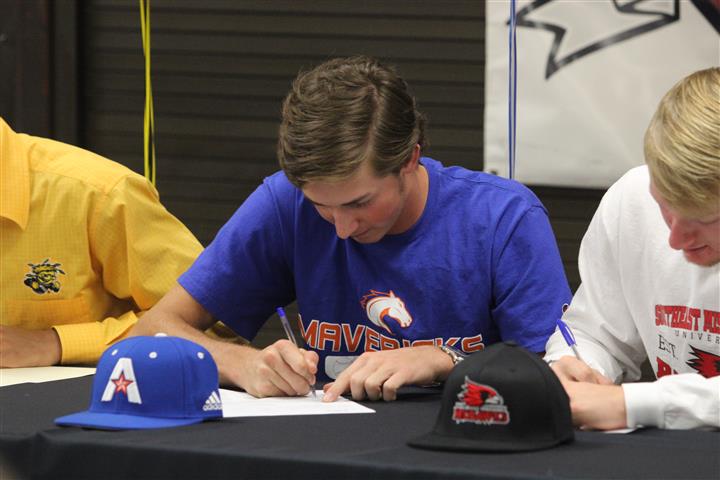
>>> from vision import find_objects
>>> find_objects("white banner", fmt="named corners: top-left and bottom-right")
top-left (485, 0), bottom-right (720, 188)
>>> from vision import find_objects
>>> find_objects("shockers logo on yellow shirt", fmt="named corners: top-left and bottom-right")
top-left (23, 258), bottom-right (65, 294)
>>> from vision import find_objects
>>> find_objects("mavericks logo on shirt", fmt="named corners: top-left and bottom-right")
top-left (360, 289), bottom-right (413, 335)
top-left (23, 258), bottom-right (65, 294)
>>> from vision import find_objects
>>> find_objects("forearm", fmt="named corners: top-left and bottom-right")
top-left (0, 325), bottom-right (62, 368)
top-left (132, 304), bottom-right (258, 388)
top-left (544, 282), bottom-right (646, 384)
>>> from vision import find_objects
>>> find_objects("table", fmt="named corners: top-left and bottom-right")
top-left (0, 373), bottom-right (718, 480)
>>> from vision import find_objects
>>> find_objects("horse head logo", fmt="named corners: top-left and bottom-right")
top-left (360, 290), bottom-right (413, 335)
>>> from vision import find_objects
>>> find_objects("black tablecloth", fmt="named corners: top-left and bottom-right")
top-left (1, 376), bottom-right (718, 480)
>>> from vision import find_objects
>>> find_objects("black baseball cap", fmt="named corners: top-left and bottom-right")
top-left (408, 342), bottom-right (573, 452)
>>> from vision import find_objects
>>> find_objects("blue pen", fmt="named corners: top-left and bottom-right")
top-left (276, 307), bottom-right (317, 397)
top-left (556, 303), bottom-right (584, 362)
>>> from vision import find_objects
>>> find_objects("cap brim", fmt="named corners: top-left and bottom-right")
top-left (408, 431), bottom-right (571, 453)
top-left (55, 411), bottom-right (205, 430)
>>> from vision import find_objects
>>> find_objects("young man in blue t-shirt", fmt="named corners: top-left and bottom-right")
top-left (135, 56), bottom-right (571, 402)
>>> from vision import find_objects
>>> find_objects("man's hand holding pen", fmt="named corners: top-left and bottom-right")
top-left (237, 339), bottom-right (318, 398)
top-left (551, 305), bottom-right (626, 430)
top-left (553, 306), bottom-right (612, 385)
top-left (550, 356), bottom-right (612, 384)
top-left (550, 357), bottom-right (623, 430)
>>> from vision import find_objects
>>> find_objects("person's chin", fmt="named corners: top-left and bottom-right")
top-left (351, 230), bottom-right (381, 244)
top-left (683, 246), bottom-right (720, 267)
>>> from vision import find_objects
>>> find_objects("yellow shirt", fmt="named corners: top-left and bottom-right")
top-left (0, 117), bottom-right (203, 364)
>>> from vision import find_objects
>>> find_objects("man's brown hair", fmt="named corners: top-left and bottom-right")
top-left (278, 56), bottom-right (427, 187)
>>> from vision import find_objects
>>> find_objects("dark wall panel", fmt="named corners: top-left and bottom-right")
top-left (79, 0), bottom-right (600, 345)
top-left (0, 1), bottom-right (79, 143)
top-left (0, 0), bottom-right (51, 136)
top-left (81, 0), bottom-right (486, 246)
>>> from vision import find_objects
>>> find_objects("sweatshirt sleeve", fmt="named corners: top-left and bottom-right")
top-left (545, 176), bottom-right (647, 382)
top-left (623, 374), bottom-right (720, 429)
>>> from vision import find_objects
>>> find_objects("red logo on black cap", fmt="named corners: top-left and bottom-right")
top-left (452, 377), bottom-right (510, 425)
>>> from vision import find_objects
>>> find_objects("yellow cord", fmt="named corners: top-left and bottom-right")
top-left (139, 0), bottom-right (156, 185)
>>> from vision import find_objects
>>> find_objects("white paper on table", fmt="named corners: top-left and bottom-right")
top-left (0, 366), bottom-right (96, 387)
top-left (219, 389), bottom-right (375, 417)
top-left (603, 428), bottom-right (638, 434)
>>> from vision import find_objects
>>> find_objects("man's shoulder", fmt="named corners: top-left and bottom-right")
top-left (424, 157), bottom-right (543, 210)
top-left (262, 169), bottom-right (296, 193)
top-left (614, 165), bottom-right (649, 190)
top-left (257, 170), bottom-right (303, 212)
top-left (601, 166), bottom-right (652, 213)
top-left (28, 137), bottom-right (145, 194)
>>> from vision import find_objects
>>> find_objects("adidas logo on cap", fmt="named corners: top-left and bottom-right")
top-left (203, 391), bottom-right (223, 412)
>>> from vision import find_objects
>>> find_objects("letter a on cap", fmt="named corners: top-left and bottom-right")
top-left (101, 357), bottom-right (142, 404)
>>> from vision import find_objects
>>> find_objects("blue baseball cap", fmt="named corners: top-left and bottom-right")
top-left (55, 335), bottom-right (223, 430)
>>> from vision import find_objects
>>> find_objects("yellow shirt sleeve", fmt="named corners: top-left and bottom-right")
top-left (54, 311), bottom-right (139, 365)
top-left (54, 174), bottom-right (202, 364)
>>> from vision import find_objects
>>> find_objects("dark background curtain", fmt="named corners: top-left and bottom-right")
top-left (1, 0), bottom-right (604, 346)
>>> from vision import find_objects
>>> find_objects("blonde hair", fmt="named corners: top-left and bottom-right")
top-left (278, 56), bottom-right (426, 188)
top-left (644, 67), bottom-right (720, 217)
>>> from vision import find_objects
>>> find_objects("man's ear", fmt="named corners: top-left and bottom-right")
top-left (400, 144), bottom-right (422, 175)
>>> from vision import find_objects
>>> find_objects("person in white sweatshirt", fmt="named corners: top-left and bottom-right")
top-left (545, 67), bottom-right (720, 430)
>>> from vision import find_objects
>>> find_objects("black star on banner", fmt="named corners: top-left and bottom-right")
top-left (514, 0), bottom-right (686, 79)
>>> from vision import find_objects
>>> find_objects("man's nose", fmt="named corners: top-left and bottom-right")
top-left (333, 210), bottom-right (358, 239)
top-left (667, 215), bottom-right (696, 250)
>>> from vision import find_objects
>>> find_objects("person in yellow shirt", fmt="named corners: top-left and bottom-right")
top-left (0, 116), bottom-right (204, 367)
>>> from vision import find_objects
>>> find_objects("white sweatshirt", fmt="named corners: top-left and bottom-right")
top-left (545, 166), bottom-right (720, 429)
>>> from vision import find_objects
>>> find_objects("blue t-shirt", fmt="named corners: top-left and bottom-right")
top-left (180, 158), bottom-right (571, 381)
